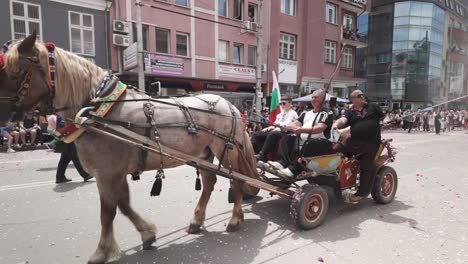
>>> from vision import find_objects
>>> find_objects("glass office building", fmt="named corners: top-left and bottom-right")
top-left (390, 1), bottom-right (445, 102)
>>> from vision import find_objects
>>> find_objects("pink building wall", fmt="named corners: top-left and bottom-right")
top-left (109, 0), bottom-right (366, 94)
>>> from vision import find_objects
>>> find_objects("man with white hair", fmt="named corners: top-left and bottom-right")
top-left (267, 89), bottom-right (333, 177)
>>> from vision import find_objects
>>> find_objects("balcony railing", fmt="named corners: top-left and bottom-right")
top-left (447, 49), bottom-right (468, 65)
top-left (342, 28), bottom-right (367, 48)
top-left (449, 27), bottom-right (468, 43)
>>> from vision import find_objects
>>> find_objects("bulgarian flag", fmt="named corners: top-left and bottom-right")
top-left (269, 71), bottom-right (281, 123)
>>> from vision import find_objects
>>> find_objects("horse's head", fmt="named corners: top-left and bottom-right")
top-left (0, 32), bottom-right (53, 125)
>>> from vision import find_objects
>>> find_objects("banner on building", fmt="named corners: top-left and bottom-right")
top-left (144, 53), bottom-right (184, 76)
top-left (278, 59), bottom-right (297, 84)
top-left (218, 65), bottom-right (255, 80)
top-left (123, 43), bottom-right (138, 71)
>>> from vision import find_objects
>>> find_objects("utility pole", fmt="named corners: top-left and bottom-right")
top-left (136, 0), bottom-right (145, 92)
top-left (255, 0), bottom-right (263, 112)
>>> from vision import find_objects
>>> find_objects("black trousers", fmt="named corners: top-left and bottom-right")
top-left (278, 135), bottom-right (333, 175)
top-left (423, 122), bottom-right (429, 131)
top-left (407, 122), bottom-right (413, 133)
top-left (435, 119), bottom-right (441, 134)
top-left (337, 138), bottom-right (380, 197)
top-left (251, 130), bottom-right (283, 154)
top-left (56, 143), bottom-right (89, 180)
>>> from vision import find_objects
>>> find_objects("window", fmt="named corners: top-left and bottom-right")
top-left (218, 40), bottom-right (229, 62)
top-left (280, 0), bottom-right (296, 16)
top-left (280, 33), bottom-right (296, 60)
top-left (69, 12), bottom-right (94, 56)
top-left (218, 0), bottom-right (227, 16)
top-left (376, 53), bottom-right (391, 64)
top-left (324, 41), bottom-right (336, 63)
top-left (343, 14), bottom-right (354, 30)
top-left (248, 46), bottom-right (256, 65)
top-left (233, 43), bottom-right (243, 64)
top-left (247, 4), bottom-right (257, 22)
top-left (175, 0), bottom-right (188, 7)
top-left (326, 3), bottom-right (337, 24)
top-left (11, 1), bottom-right (42, 40)
top-left (341, 47), bottom-right (353, 69)
top-left (156, 28), bottom-right (170, 54)
top-left (176, 33), bottom-right (189, 56)
top-left (133, 24), bottom-right (148, 51)
top-left (233, 0), bottom-right (243, 20)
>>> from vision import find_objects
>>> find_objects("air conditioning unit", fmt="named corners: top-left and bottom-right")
top-left (113, 34), bottom-right (130, 47)
top-left (261, 63), bottom-right (267, 72)
top-left (113, 20), bottom-right (130, 34)
top-left (250, 22), bottom-right (258, 32)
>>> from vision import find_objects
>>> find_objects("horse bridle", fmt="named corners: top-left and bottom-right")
top-left (0, 42), bottom-right (57, 114)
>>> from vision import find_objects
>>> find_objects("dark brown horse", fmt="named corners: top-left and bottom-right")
top-left (0, 32), bottom-right (260, 264)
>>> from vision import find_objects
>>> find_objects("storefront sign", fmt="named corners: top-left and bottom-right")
top-left (144, 53), bottom-right (184, 76)
top-left (278, 59), bottom-right (297, 84)
top-left (123, 43), bottom-right (138, 71)
top-left (218, 65), bottom-right (255, 80)
top-left (204, 83), bottom-right (226, 90)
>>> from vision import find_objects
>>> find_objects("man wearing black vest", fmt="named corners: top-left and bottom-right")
top-left (332, 90), bottom-right (385, 203)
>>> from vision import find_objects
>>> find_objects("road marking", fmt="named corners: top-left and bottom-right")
top-left (0, 157), bottom-right (59, 165)
top-left (0, 177), bottom-right (85, 191)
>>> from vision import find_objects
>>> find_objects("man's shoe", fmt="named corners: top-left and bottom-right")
top-left (267, 161), bottom-right (284, 170)
top-left (277, 168), bottom-right (295, 179)
top-left (256, 160), bottom-right (266, 168)
top-left (83, 175), bottom-right (94, 182)
top-left (6, 148), bottom-right (16, 153)
top-left (56, 178), bottom-right (72, 184)
top-left (254, 152), bottom-right (266, 162)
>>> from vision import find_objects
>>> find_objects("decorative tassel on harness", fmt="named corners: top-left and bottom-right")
top-left (150, 169), bottom-right (165, 196)
top-left (195, 169), bottom-right (201, 191)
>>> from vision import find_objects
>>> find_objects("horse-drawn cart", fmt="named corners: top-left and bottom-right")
top-left (79, 115), bottom-right (398, 231)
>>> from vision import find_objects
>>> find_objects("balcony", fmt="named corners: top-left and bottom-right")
top-left (449, 27), bottom-right (468, 43)
top-left (342, 29), bottom-right (367, 48)
top-left (447, 49), bottom-right (468, 65)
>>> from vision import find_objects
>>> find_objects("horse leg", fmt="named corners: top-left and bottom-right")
top-left (117, 178), bottom-right (157, 250)
top-left (88, 178), bottom-right (122, 264)
top-left (188, 155), bottom-right (217, 234)
top-left (226, 179), bottom-right (244, 232)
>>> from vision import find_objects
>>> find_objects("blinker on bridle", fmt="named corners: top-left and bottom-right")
top-left (1, 42), bottom-right (57, 114)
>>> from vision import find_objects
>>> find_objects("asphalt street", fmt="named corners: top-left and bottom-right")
top-left (0, 131), bottom-right (467, 264)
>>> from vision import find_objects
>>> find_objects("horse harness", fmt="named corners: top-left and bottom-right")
top-left (2, 41), bottom-right (243, 196)
top-left (1, 42), bottom-right (57, 114)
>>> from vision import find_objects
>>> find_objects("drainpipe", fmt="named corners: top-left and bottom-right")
top-left (105, 1), bottom-right (113, 71)
top-left (115, 0), bottom-right (123, 73)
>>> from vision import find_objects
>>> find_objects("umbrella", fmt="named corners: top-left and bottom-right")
top-left (292, 94), bottom-right (349, 103)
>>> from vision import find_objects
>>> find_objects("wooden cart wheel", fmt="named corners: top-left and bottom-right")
top-left (291, 184), bottom-right (328, 230)
top-left (371, 166), bottom-right (398, 204)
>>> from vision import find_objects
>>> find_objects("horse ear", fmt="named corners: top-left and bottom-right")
top-left (17, 31), bottom-right (37, 55)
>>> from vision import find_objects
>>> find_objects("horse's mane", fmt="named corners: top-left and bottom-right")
top-left (4, 41), bottom-right (107, 112)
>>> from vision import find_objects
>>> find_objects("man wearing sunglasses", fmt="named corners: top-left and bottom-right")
top-left (331, 90), bottom-right (385, 204)
top-left (252, 97), bottom-right (298, 162)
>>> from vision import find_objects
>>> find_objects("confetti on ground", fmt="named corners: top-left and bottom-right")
top-left (318, 256), bottom-right (324, 262)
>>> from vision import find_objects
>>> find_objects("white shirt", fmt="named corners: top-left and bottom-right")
top-left (274, 109), bottom-right (298, 127)
top-left (298, 110), bottom-right (329, 143)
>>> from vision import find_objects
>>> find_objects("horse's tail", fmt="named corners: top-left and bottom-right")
top-left (238, 130), bottom-right (261, 196)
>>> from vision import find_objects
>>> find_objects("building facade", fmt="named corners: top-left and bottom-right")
top-left (0, 0), bottom-right (111, 69)
top-left (110, 0), bottom-right (264, 98)
top-left (367, 0), bottom-right (467, 109)
top-left (110, 0), bottom-right (367, 101)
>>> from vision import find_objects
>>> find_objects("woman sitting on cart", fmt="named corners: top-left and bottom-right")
top-left (267, 89), bottom-right (333, 178)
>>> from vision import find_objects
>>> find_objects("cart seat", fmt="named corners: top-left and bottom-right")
top-left (302, 153), bottom-right (344, 174)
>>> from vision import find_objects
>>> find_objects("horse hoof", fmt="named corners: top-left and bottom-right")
top-left (142, 235), bottom-right (156, 250)
top-left (187, 224), bottom-right (202, 234)
top-left (226, 224), bottom-right (241, 233)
